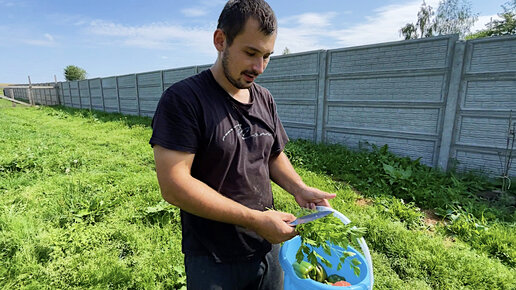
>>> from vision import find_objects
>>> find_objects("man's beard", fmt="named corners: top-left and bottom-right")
top-left (222, 48), bottom-right (257, 90)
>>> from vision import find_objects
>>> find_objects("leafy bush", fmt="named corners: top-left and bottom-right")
top-left (64, 65), bottom-right (87, 81)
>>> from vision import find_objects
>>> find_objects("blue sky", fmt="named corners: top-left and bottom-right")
top-left (1, 0), bottom-right (508, 84)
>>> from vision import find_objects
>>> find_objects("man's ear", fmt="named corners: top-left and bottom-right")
top-left (213, 29), bottom-right (226, 52)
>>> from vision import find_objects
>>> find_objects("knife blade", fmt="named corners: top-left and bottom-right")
top-left (289, 210), bottom-right (333, 226)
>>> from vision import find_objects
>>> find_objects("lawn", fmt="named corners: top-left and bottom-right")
top-left (0, 99), bottom-right (515, 289)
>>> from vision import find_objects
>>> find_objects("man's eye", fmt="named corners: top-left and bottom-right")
top-left (246, 52), bottom-right (255, 56)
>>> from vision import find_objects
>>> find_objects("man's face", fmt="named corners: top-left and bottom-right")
top-left (221, 18), bottom-right (276, 90)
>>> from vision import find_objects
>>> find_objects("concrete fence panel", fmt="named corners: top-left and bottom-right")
top-left (117, 74), bottom-right (137, 115)
top-left (450, 35), bottom-right (516, 177)
top-left (100, 77), bottom-right (118, 113)
top-left (257, 51), bottom-right (322, 142)
top-left (323, 35), bottom-right (457, 167)
top-left (89, 79), bottom-right (103, 111)
top-left (136, 71), bottom-right (161, 117)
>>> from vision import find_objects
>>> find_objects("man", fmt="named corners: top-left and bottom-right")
top-left (150, 0), bottom-right (336, 288)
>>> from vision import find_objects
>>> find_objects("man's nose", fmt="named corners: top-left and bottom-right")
top-left (252, 58), bottom-right (265, 75)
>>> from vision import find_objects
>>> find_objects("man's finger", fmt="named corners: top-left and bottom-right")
top-left (305, 202), bottom-right (315, 210)
top-left (280, 212), bottom-right (296, 222)
top-left (318, 192), bottom-right (336, 199)
top-left (315, 199), bottom-right (332, 207)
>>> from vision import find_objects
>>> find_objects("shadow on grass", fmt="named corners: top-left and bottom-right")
top-left (44, 105), bottom-right (153, 128)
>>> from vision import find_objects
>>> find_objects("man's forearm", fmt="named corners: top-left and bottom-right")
top-left (160, 172), bottom-right (261, 229)
top-left (159, 170), bottom-right (297, 244)
top-left (153, 145), bottom-right (297, 243)
top-left (268, 152), bottom-right (307, 195)
top-left (269, 151), bottom-right (336, 209)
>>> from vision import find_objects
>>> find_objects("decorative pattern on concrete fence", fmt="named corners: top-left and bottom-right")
top-left (5, 35), bottom-right (516, 178)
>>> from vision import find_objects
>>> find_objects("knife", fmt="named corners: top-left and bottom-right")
top-left (289, 210), bottom-right (333, 226)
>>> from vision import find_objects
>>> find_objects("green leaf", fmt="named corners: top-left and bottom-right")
top-left (341, 251), bottom-right (356, 258)
top-left (351, 258), bottom-right (361, 266)
top-left (296, 248), bottom-right (304, 263)
top-left (322, 243), bottom-right (331, 256)
top-left (353, 265), bottom-right (361, 277)
top-left (305, 238), bottom-right (317, 246)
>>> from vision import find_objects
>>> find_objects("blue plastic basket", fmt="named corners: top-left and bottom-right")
top-left (279, 206), bottom-right (374, 289)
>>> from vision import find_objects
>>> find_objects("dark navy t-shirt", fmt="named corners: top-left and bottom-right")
top-left (149, 69), bottom-right (288, 263)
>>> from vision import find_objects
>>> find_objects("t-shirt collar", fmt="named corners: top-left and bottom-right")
top-left (206, 69), bottom-right (254, 110)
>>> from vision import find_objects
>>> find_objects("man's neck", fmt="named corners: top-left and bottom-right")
top-left (210, 64), bottom-right (250, 104)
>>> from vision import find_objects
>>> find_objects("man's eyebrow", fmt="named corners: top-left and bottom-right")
top-left (245, 46), bottom-right (274, 55)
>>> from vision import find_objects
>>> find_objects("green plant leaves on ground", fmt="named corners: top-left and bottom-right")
top-left (0, 99), bottom-right (515, 289)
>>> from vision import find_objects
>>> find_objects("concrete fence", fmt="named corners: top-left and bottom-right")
top-left (4, 83), bottom-right (60, 106)
top-left (5, 34), bottom-right (516, 178)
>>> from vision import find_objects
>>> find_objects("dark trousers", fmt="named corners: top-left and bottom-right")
top-left (184, 244), bottom-right (284, 290)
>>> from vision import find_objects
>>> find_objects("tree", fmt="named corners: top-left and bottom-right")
top-left (400, 23), bottom-right (419, 40)
top-left (401, 2), bottom-right (435, 39)
top-left (435, 0), bottom-right (478, 38)
top-left (64, 65), bottom-right (87, 81)
top-left (467, 0), bottom-right (516, 39)
top-left (282, 46), bottom-right (291, 55)
top-left (400, 0), bottom-right (477, 40)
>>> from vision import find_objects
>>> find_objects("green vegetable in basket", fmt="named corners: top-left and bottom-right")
top-left (294, 209), bottom-right (366, 279)
top-left (293, 261), bottom-right (314, 279)
top-left (327, 274), bottom-right (347, 283)
top-left (293, 261), bottom-right (328, 282)
top-left (314, 262), bottom-right (327, 282)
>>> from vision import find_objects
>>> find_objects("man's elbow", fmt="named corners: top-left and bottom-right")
top-left (155, 168), bottom-right (191, 208)
top-left (158, 180), bottom-right (189, 208)
top-left (161, 189), bottom-right (181, 207)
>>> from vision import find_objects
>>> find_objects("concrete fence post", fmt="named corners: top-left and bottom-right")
top-left (315, 50), bottom-right (328, 143)
top-left (100, 79), bottom-right (106, 112)
top-left (161, 70), bottom-right (165, 92)
top-left (54, 75), bottom-right (59, 106)
top-left (60, 83), bottom-right (65, 106)
top-left (9, 88), bottom-right (15, 107)
top-left (116, 76), bottom-right (121, 113)
top-left (69, 82), bottom-right (73, 108)
top-left (135, 73), bottom-right (141, 116)
top-left (88, 80), bottom-right (92, 110)
top-left (437, 41), bottom-right (466, 171)
top-left (55, 84), bottom-right (61, 106)
top-left (27, 76), bottom-right (34, 106)
top-left (77, 81), bottom-right (82, 109)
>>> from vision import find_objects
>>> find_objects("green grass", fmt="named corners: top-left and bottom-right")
top-left (1, 100), bottom-right (515, 289)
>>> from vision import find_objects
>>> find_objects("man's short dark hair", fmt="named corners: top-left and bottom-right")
top-left (217, 0), bottom-right (277, 46)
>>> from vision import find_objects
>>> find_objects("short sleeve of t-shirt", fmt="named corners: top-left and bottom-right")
top-left (269, 96), bottom-right (288, 155)
top-left (149, 85), bottom-right (201, 153)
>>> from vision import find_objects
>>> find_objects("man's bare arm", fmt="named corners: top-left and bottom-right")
top-left (153, 145), bottom-right (296, 243)
top-left (269, 151), bottom-right (336, 209)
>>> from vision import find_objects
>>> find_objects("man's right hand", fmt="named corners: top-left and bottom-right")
top-left (249, 210), bottom-right (297, 244)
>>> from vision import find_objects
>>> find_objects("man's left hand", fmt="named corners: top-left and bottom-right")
top-left (294, 186), bottom-right (336, 210)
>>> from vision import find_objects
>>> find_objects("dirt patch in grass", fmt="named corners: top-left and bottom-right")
top-left (355, 197), bottom-right (373, 207)
top-left (422, 209), bottom-right (441, 227)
